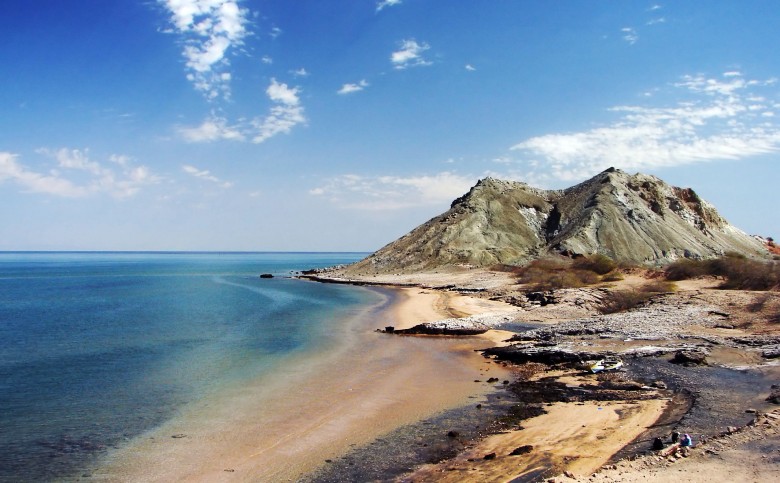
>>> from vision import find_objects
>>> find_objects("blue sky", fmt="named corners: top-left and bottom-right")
top-left (1, 0), bottom-right (778, 251)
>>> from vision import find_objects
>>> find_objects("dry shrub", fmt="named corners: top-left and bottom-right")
top-left (709, 257), bottom-right (779, 291)
top-left (599, 290), bottom-right (652, 314)
top-left (665, 255), bottom-right (779, 291)
top-left (517, 257), bottom-right (604, 291)
top-left (601, 271), bottom-right (624, 282)
top-left (639, 280), bottom-right (677, 293)
top-left (747, 293), bottom-right (771, 313)
top-left (573, 254), bottom-right (618, 275)
top-left (664, 259), bottom-right (708, 280)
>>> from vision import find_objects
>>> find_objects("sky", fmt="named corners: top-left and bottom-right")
top-left (1, 0), bottom-right (778, 251)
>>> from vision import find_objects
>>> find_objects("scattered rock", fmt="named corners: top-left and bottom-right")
top-left (652, 380), bottom-right (667, 389)
top-left (766, 385), bottom-right (780, 404)
top-left (483, 452), bottom-right (497, 460)
top-left (509, 445), bottom-right (534, 455)
top-left (259, 273), bottom-right (274, 279)
top-left (171, 434), bottom-right (187, 439)
top-left (384, 326), bottom-right (395, 333)
top-left (447, 430), bottom-right (460, 438)
top-left (670, 350), bottom-right (708, 366)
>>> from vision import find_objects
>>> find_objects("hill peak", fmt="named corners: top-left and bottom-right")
top-left (345, 170), bottom-right (766, 274)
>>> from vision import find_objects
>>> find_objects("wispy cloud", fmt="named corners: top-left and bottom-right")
top-left (158, 0), bottom-right (250, 101)
top-left (178, 115), bottom-right (245, 142)
top-left (310, 172), bottom-right (475, 210)
top-left (465, 64), bottom-right (477, 72)
top-left (182, 164), bottom-right (233, 188)
top-left (337, 80), bottom-right (369, 95)
top-left (510, 72), bottom-right (780, 182)
top-left (376, 0), bottom-right (402, 12)
top-left (179, 79), bottom-right (307, 144)
top-left (0, 149), bottom-right (159, 198)
top-left (621, 27), bottom-right (638, 44)
top-left (291, 67), bottom-right (309, 77)
top-left (391, 39), bottom-right (432, 70)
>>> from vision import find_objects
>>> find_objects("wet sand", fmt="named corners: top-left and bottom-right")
top-left (92, 285), bottom-right (512, 482)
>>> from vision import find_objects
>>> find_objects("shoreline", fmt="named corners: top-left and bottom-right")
top-left (90, 282), bottom-right (513, 482)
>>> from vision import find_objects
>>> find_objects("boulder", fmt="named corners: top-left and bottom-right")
top-left (670, 350), bottom-right (708, 366)
top-left (510, 445), bottom-right (534, 455)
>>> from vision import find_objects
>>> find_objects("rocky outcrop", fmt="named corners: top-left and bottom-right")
top-left (341, 168), bottom-right (766, 273)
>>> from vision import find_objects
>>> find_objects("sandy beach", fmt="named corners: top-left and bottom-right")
top-left (92, 284), bottom-right (515, 482)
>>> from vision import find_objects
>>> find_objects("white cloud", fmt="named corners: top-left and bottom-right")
top-left (261, 55), bottom-right (273, 64)
top-left (178, 80), bottom-right (306, 144)
top-left (310, 172), bottom-right (475, 210)
top-left (269, 26), bottom-right (282, 39)
top-left (391, 39), bottom-right (432, 69)
top-left (159, 0), bottom-right (249, 100)
top-left (376, 0), bottom-right (402, 12)
top-left (1, 150), bottom-right (159, 198)
top-left (621, 27), bottom-right (638, 45)
top-left (178, 115), bottom-right (245, 142)
top-left (182, 164), bottom-right (233, 188)
top-left (646, 17), bottom-right (666, 25)
top-left (251, 79), bottom-right (306, 143)
top-left (465, 64), bottom-right (476, 72)
top-left (510, 72), bottom-right (780, 182)
top-left (291, 68), bottom-right (309, 77)
top-left (337, 80), bottom-right (369, 95)
top-left (266, 78), bottom-right (300, 105)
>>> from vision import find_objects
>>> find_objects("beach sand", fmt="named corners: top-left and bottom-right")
top-left (92, 286), bottom-right (513, 482)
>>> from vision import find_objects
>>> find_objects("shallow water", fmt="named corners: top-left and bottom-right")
top-left (0, 252), bottom-right (372, 482)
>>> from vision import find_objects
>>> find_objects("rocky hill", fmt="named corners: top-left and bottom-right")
top-left (345, 168), bottom-right (767, 273)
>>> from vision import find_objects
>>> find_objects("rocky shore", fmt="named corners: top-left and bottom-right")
top-left (305, 267), bottom-right (780, 482)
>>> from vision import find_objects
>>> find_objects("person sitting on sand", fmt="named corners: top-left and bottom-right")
top-left (680, 433), bottom-right (693, 447)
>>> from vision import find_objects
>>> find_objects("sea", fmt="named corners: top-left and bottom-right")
top-left (0, 252), bottom-right (378, 482)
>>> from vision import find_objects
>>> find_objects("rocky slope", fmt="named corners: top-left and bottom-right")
top-left (345, 168), bottom-right (766, 273)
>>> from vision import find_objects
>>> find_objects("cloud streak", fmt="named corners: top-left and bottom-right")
top-left (510, 72), bottom-right (780, 182)
top-left (159, 0), bottom-right (249, 100)
top-left (310, 172), bottom-right (475, 210)
top-left (337, 80), bottom-right (369, 95)
top-left (0, 150), bottom-right (159, 198)
top-left (182, 164), bottom-right (233, 188)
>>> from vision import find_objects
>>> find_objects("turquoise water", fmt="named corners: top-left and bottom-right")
top-left (0, 252), bottom-right (375, 481)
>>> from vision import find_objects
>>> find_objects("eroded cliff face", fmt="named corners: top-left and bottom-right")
top-left (344, 168), bottom-right (767, 274)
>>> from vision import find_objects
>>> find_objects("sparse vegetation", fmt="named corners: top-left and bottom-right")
top-left (572, 254), bottom-right (618, 275)
top-left (601, 271), bottom-right (624, 282)
top-left (599, 281), bottom-right (675, 314)
top-left (516, 255), bottom-right (620, 291)
top-left (664, 254), bottom-right (780, 291)
top-left (599, 290), bottom-right (652, 314)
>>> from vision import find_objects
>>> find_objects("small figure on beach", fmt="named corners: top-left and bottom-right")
top-left (671, 431), bottom-right (680, 443)
top-left (680, 433), bottom-right (693, 447)
top-left (652, 437), bottom-right (665, 450)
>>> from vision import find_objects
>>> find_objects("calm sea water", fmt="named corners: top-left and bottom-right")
top-left (0, 252), bottom-right (375, 482)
